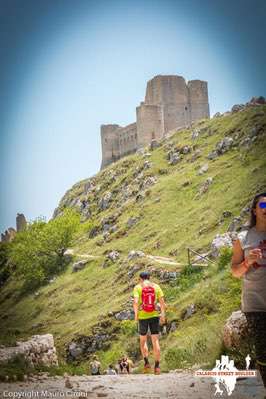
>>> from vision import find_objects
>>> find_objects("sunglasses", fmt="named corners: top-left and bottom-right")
top-left (259, 202), bottom-right (266, 209)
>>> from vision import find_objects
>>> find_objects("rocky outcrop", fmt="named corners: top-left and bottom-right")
top-left (0, 334), bottom-right (58, 367)
top-left (16, 213), bottom-right (27, 232)
top-left (72, 260), bottom-right (90, 273)
top-left (223, 310), bottom-right (249, 350)
top-left (1, 227), bottom-right (16, 243)
top-left (211, 232), bottom-right (234, 257)
top-left (66, 321), bottom-right (119, 361)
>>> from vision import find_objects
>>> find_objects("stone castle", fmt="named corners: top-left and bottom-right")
top-left (100, 74), bottom-right (210, 169)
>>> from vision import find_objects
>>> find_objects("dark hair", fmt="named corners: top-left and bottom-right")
top-left (139, 271), bottom-right (150, 280)
top-left (249, 191), bottom-right (266, 228)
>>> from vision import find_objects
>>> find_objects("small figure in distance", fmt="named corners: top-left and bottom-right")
top-left (231, 191), bottom-right (266, 389)
top-left (89, 355), bottom-right (101, 376)
top-left (105, 364), bottom-right (117, 375)
top-left (118, 355), bottom-right (133, 374)
top-left (133, 270), bottom-right (166, 375)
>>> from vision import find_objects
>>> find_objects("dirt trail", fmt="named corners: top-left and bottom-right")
top-left (67, 249), bottom-right (208, 268)
top-left (0, 371), bottom-right (265, 399)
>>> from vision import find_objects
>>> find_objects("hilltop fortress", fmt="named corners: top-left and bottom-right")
top-left (100, 75), bottom-right (210, 169)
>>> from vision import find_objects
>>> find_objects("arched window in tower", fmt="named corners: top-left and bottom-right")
top-left (151, 131), bottom-right (155, 140)
top-left (105, 138), bottom-right (108, 143)
top-left (185, 106), bottom-right (188, 111)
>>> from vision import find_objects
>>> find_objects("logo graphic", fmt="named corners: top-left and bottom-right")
top-left (195, 354), bottom-right (256, 396)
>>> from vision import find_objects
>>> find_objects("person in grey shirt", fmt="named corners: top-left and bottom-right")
top-left (231, 191), bottom-right (266, 389)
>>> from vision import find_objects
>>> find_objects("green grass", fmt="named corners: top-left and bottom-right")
top-left (0, 105), bottom-right (265, 376)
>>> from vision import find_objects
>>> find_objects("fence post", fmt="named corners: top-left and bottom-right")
top-left (187, 247), bottom-right (191, 266)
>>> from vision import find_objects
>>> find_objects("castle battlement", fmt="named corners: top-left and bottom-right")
top-left (100, 74), bottom-right (209, 169)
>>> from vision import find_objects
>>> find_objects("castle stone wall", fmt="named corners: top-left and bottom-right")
top-left (136, 104), bottom-right (164, 147)
top-left (118, 122), bottom-right (137, 157)
top-left (188, 80), bottom-right (210, 123)
top-left (100, 124), bottom-right (121, 169)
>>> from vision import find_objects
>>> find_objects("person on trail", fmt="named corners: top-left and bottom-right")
top-left (133, 271), bottom-right (166, 375)
top-left (118, 355), bottom-right (133, 374)
top-left (106, 364), bottom-right (117, 375)
top-left (90, 355), bottom-right (101, 375)
top-left (231, 192), bottom-right (266, 390)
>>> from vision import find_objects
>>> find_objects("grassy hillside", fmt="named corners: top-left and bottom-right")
top-left (1, 104), bottom-right (266, 376)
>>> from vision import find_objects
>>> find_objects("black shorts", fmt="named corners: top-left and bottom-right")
top-left (138, 317), bottom-right (160, 336)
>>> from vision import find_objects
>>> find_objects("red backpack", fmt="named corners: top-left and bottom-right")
top-left (141, 284), bottom-right (156, 312)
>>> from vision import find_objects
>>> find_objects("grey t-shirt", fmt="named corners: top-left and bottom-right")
top-left (238, 227), bottom-right (266, 312)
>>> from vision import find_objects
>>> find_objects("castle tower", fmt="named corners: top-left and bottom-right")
top-left (188, 80), bottom-right (210, 123)
top-left (100, 124), bottom-right (121, 169)
top-left (136, 103), bottom-right (164, 147)
top-left (144, 75), bottom-right (191, 131)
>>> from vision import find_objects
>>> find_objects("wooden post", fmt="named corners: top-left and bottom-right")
top-left (187, 247), bottom-right (191, 266)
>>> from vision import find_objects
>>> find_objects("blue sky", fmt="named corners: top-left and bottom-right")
top-left (0, 0), bottom-right (266, 232)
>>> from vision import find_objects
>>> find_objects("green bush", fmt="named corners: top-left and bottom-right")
top-left (8, 208), bottom-right (81, 290)
top-left (195, 290), bottom-right (220, 314)
top-left (0, 242), bottom-right (11, 286)
top-left (218, 247), bottom-right (233, 271)
top-left (165, 347), bottom-right (192, 369)
top-left (121, 320), bottom-right (138, 337)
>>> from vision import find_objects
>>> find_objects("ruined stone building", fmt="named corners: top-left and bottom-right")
top-left (1, 213), bottom-right (27, 242)
top-left (100, 75), bottom-right (210, 169)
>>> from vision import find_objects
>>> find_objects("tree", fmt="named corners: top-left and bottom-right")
top-left (0, 241), bottom-right (11, 286)
top-left (8, 208), bottom-right (80, 289)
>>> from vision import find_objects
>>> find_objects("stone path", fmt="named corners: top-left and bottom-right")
top-left (0, 371), bottom-right (265, 399)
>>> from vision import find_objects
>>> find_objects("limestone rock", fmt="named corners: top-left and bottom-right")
top-left (169, 153), bottom-right (181, 165)
top-left (143, 160), bottom-right (152, 169)
top-left (227, 216), bottom-right (242, 232)
top-left (223, 310), bottom-right (249, 350)
top-left (0, 334), bottom-right (58, 367)
top-left (72, 260), bottom-right (89, 273)
top-left (128, 250), bottom-right (145, 260)
top-left (98, 192), bottom-right (112, 211)
top-left (207, 150), bottom-right (218, 160)
top-left (127, 263), bottom-right (142, 278)
top-left (216, 137), bottom-right (234, 154)
top-left (107, 251), bottom-right (120, 262)
top-left (1, 227), bottom-right (16, 243)
top-left (127, 217), bottom-right (139, 228)
top-left (181, 304), bottom-right (196, 320)
top-left (231, 104), bottom-right (245, 113)
top-left (197, 163), bottom-right (209, 175)
top-left (198, 177), bottom-right (213, 195)
top-left (249, 96), bottom-right (266, 105)
top-left (191, 129), bottom-right (200, 140)
top-left (114, 310), bottom-right (134, 321)
top-left (191, 149), bottom-right (201, 162)
top-left (211, 233), bottom-right (233, 257)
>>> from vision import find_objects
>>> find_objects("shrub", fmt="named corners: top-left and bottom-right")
top-left (165, 347), bottom-right (192, 369)
top-left (121, 320), bottom-right (137, 337)
top-left (195, 290), bottom-right (220, 314)
top-left (8, 208), bottom-right (80, 290)
top-left (218, 247), bottom-right (233, 271)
